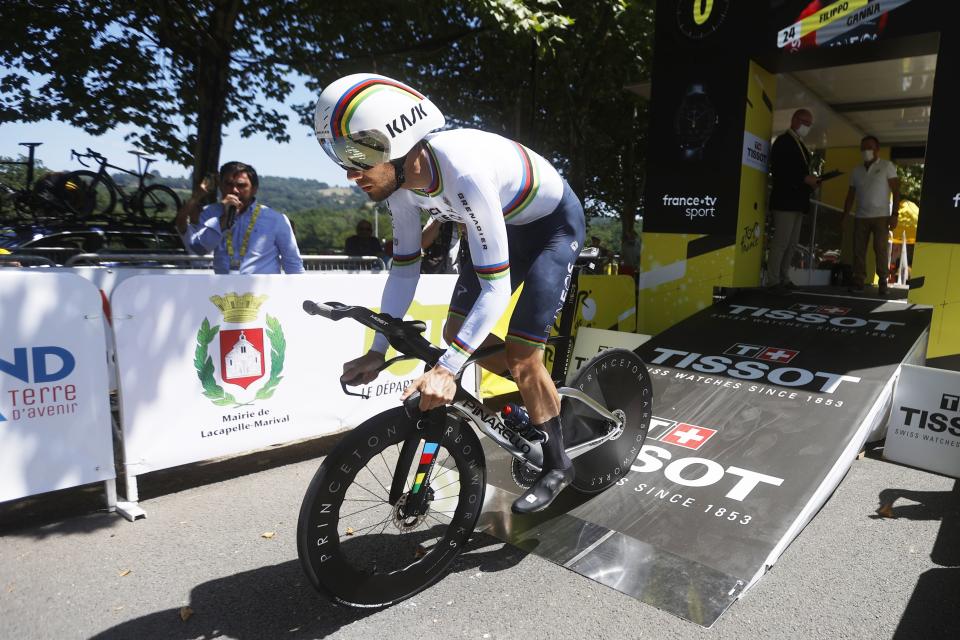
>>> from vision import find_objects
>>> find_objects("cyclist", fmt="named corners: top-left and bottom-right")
top-left (315, 73), bottom-right (585, 514)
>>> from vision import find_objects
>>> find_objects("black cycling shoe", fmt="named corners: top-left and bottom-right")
top-left (511, 465), bottom-right (574, 514)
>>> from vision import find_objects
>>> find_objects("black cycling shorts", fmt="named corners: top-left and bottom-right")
top-left (449, 180), bottom-right (585, 348)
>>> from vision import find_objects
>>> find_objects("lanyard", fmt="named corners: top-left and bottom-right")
top-left (788, 129), bottom-right (811, 167)
top-left (226, 203), bottom-right (263, 269)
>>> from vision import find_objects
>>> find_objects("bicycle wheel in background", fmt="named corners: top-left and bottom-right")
top-left (135, 184), bottom-right (181, 222)
top-left (561, 348), bottom-right (652, 494)
top-left (57, 170), bottom-right (116, 218)
top-left (298, 407), bottom-right (486, 607)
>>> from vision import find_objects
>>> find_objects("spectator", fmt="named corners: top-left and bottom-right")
top-left (344, 220), bottom-right (384, 256)
top-left (185, 161), bottom-right (304, 274)
top-left (767, 108), bottom-right (820, 294)
top-left (842, 135), bottom-right (899, 296)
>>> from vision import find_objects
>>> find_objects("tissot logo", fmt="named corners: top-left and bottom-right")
top-left (790, 302), bottom-right (851, 316)
top-left (942, 394), bottom-right (960, 412)
top-left (898, 404), bottom-right (960, 437)
top-left (661, 423), bottom-right (717, 450)
top-left (723, 343), bottom-right (798, 364)
top-left (727, 304), bottom-right (903, 331)
top-left (650, 347), bottom-right (860, 393)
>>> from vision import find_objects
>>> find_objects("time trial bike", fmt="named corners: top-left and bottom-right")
top-left (297, 300), bottom-right (653, 607)
top-left (60, 148), bottom-right (181, 222)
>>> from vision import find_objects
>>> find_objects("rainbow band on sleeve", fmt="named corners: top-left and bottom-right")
top-left (450, 335), bottom-right (476, 358)
top-left (392, 250), bottom-right (421, 267)
top-left (475, 260), bottom-right (510, 281)
top-left (411, 143), bottom-right (443, 197)
top-left (447, 307), bottom-right (468, 322)
top-left (507, 329), bottom-right (548, 349)
top-left (502, 143), bottom-right (540, 221)
top-left (333, 78), bottom-right (424, 137)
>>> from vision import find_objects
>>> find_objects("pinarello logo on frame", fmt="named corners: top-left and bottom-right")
top-left (661, 423), bottom-right (718, 450)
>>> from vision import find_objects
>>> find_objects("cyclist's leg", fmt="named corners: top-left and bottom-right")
top-left (505, 181), bottom-right (585, 513)
top-left (443, 235), bottom-right (530, 376)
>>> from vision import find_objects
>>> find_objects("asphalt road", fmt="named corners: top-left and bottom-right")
top-left (1, 437), bottom-right (957, 640)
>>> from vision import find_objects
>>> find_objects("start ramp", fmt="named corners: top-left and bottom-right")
top-left (478, 289), bottom-right (931, 626)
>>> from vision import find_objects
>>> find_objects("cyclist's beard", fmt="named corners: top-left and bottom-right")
top-left (367, 159), bottom-right (405, 202)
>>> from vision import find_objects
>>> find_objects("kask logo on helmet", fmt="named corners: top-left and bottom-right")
top-left (385, 104), bottom-right (429, 139)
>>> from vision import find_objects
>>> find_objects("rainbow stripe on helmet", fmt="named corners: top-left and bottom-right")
top-left (332, 77), bottom-right (424, 138)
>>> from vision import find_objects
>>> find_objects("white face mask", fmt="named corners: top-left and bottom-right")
top-left (862, 149), bottom-right (875, 162)
top-left (796, 124), bottom-right (811, 138)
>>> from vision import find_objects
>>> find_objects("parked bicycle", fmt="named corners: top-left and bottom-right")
top-left (61, 148), bottom-right (181, 222)
top-left (297, 300), bottom-right (653, 607)
top-left (0, 142), bottom-right (78, 223)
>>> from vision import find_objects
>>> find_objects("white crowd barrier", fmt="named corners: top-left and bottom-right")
top-left (110, 273), bottom-right (464, 515)
top-left (0, 271), bottom-right (116, 505)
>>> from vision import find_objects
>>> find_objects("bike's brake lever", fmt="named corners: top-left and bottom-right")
top-left (403, 391), bottom-right (422, 418)
top-left (340, 378), bottom-right (369, 399)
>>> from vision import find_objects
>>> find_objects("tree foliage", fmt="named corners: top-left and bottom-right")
top-left (1, 0), bottom-right (653, 230)
top-left (897, 164), bottom-right (924, 203)
top-left (294, 0), bottom-right (654, 230)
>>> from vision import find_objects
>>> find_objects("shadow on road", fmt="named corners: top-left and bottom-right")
top-left (89, 532), bottom-right (524, 639)
top-left (873, 480), bottom-right (960, 640)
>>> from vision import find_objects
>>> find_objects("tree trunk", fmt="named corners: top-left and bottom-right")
top-left (622, 104), bottom-right (637, 236)
top-left (191, 0), bottom-right (242, 195)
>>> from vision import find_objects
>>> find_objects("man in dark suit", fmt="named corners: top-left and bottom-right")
top-left (767, 109), bottom-right (820, 293)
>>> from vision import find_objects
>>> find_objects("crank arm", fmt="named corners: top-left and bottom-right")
top-left (557, 387), bottom-right (624, 427)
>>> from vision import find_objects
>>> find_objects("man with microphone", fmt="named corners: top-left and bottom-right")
top-left (184, 161), bottom-right (304, 274)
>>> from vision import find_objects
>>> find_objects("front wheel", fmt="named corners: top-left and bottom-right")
top-left (297, 407), bottom-right (486, 608)
top-left (561, 348), bottom-right (652, 494)
top-left (135, 184), bottom-right (181, 221)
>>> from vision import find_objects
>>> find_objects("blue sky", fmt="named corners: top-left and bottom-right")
top-left (1, 75), bottom-right (350, 186)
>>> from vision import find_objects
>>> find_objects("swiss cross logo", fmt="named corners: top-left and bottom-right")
top-left (817, 305), bottom-right (850, 315)
top-left (725, 343), bottom-right (798, 364)
top-left (756, 347), bottom-right (798, 364)
top-left (661, 423), bottom-right (717, 450)
top-left (789, 303), bottom-right (851, 316)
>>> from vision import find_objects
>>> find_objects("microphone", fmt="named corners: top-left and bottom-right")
top-left (224, 204), bottom-right (237, 230)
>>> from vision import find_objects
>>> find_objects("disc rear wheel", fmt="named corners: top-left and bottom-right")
top-left (561, 348), bottom-right (652, 493)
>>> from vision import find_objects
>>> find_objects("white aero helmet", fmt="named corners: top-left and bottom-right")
top-left (314, 73), bottom-right (445, 171)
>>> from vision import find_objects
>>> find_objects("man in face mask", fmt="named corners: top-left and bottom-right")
top-left (766, 109), bottom-right (820, 294)
top-left (842, 135), bottom-right (899, 295)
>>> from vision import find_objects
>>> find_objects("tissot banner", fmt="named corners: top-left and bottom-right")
top-left (0, 271), bottom-right (114, 502)
top-left (112, 274), bottom-right (459, 475)
top-left (884, 364), bottom-right (960, 477)
top-left (482, 290), bottom-right (930, 625)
